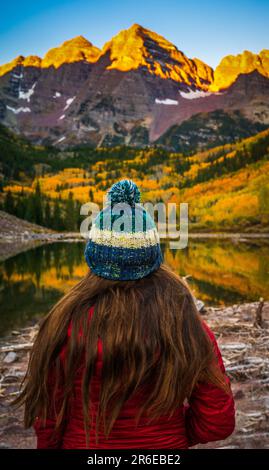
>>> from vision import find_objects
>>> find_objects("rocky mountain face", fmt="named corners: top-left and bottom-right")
top-left (0, 36), bottom-right (100, 76)
top-left (210, 49), bottom-right (269, 92)
top-left (99, 24), bottom-right (214, 88)
top-left (0, 24), bottom-right (268, 151)
top-left (156, 109), bottom-right (268, 153)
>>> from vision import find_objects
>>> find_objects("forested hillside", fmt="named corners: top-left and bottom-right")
top-left (1, 126), bottom-right (269, 232)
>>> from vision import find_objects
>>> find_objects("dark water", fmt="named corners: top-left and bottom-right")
top-left (0, 240), bottom-right (269, 336)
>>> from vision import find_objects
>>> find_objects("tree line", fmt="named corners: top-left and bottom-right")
top-left (182, 135), bottom-right (269, 188)
top-left (1, 182), bottom-right (81, 231)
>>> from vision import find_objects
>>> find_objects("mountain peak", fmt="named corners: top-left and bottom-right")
top-left (127, 23), bottom-right (155, 35)
top-left (211, 49), bottom-right (269, 91)
top-left (0, 56), bottom-right (24, 77)
top-left (115, 23), bottom-right (178, 49)
top-left (61, 35), bottom-right (93, 48)
top-left (100, 24), bottom-right (212, 88)
top-left (129, 23), bottom-right (144, 31)
top-left (41, 36), bottom-right (100, 68)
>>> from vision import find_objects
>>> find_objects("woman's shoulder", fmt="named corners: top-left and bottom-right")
top-left (201, 319), bottom-right (225, 371)
top-left (201, 320), bottom-right (215, 341)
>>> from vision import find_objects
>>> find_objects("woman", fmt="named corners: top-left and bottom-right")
top-left (15, 180), bottom-right (235, 449)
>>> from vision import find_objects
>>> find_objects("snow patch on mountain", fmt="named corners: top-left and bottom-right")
top-left (179, 89), bottom-right (213, 100)
top-left (53, 92), bottom-right (61, 99)
top-left (7, 106), bottom-right (31, 114)
top-left (19, 83), bottom-right (36, 102)
top-left (58, 114), bottom-right (65, 120)
top-left (13, 73), bottom-right (23, 79)
top-left (56, 136), bottom-right (66, 143)
top-left (64, 96), bottom-right (76, 110)
top-left (155, 98), bottom-right (178, 105)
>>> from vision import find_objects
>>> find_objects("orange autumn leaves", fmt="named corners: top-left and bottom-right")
top-left (3, 128), bottom-right (269, 231)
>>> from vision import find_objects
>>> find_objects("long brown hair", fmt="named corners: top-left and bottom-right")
top-left (14, 264), bottom-right (230, 442)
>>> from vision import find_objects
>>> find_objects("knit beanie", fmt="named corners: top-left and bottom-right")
top-left (84, 179), bottom-right (163, 280)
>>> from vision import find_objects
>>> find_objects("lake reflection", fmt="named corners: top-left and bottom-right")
top-left (0, 240), bottom-right (268, 336)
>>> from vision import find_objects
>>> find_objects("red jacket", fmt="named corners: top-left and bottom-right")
top-left (34, 307), bottom-right (235, 449)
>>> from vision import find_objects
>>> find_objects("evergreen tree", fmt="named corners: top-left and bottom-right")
top-left (89, 188), bottom-right (94, 201)
top-left (15, 197), bottom-right (27, 219)
top-left (4, 190), bottom-right (15, 214)
top-left (25, 195), bottom-right (35, 222)
top-left (52, 200), bottom-right (62, 231)
top-left (259, 186), bottom-right (269, 222)
top-left (33, 181), bottom-right (43, 225)
top-left (65, 192), bottom-right (76, 231)
top-left (44, 201), bottom-right (51, 228)
top-left (75, 200), bottom-right (81, 231)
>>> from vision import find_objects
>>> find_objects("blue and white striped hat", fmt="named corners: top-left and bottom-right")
top-left (84, 179), bottom-right (163, 280)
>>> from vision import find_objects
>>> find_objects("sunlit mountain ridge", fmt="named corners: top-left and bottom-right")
top-left (0, 24), bottom-right (268, 148)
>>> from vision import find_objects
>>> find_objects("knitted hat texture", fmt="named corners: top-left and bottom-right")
top-left (84, 179), bottom-right (163, 280)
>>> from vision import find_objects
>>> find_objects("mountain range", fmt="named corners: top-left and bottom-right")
top-left (0, 24), bottom-right (268, 150)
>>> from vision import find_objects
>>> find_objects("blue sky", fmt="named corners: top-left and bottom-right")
top-left (1, 0), bottom-right (268, 68)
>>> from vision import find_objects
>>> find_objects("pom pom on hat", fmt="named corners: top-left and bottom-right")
top-left (107, 179), bottom-right (140, 207)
